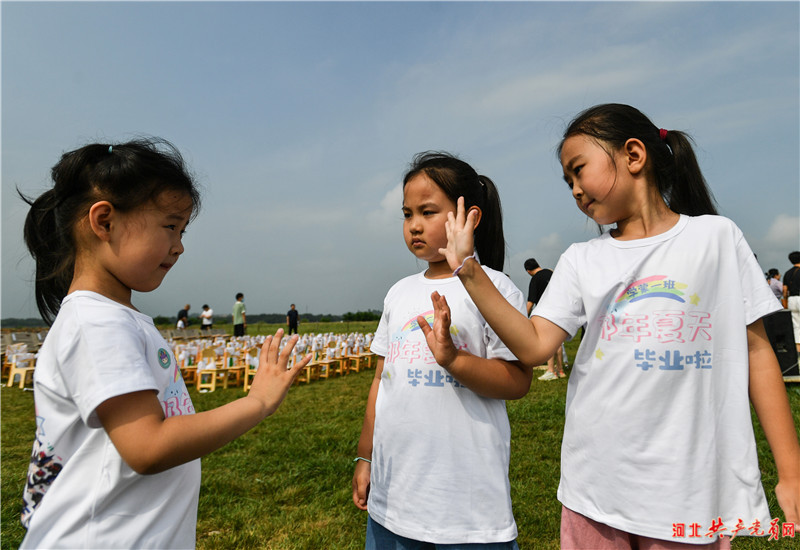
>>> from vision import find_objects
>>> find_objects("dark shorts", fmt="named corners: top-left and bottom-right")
top-left (233, 324), bottom-right (245, 337)
top-left (366, 515), bottom-right (519, 550)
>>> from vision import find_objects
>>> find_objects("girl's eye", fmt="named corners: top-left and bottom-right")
top-left (573, 165), bottom-right (582, 175)
top-left (165, 225), bottom-right (177, 230)
top-left (402, 211), bottom-right (411, 219)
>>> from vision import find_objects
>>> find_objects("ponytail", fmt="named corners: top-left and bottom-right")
top-left (474, 175), bottom-right (505, 272)
top-left (559, 103), bottom-right (718, 217)
top-left (660, 130), bottom-right (717, 215)
top-left (403, 152), bottom-right (506, 272)
top-left (19, 189), bottom-right (75, 325)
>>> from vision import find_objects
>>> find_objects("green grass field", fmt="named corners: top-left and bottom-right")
top-left (2, 336), bottom-right (798, 549)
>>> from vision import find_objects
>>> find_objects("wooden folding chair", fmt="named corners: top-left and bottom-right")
top-left (242, 347), bottom-right (260, 392)
top-left (220, 349), bottom-right (244, 388)
top-left (196, 348), bottom-right (219, 392)
top-left (297, 361), bottom-right (320, 384)
top-left (317, 341), bottom-right (342, 379)
top-left (7, 353), bottom-right (35, 389)
top-left (346, 352), bottom-right (364, 373)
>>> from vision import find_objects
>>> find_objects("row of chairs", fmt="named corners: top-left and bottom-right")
top-left (2, 333), bottom-right (377, 393)
top-left (179, 342), bottom-right (377, 392)
top-left (160, 328), bottom-right (228, 341)
top-left (294, 343), bottom-right (377, 385)
top-left (2, 332), bottom-right (47, 355)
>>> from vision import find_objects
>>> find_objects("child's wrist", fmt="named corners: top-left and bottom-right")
top-left (453, 254), bottom-right (477, 277)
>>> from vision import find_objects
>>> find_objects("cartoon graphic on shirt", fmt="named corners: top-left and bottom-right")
top-left (158, 347), bottom-right (171, 369)
top-left (387, 311), bottom-right (467, 389)
top-left (21, 416), bottom-right (64, 528)
top-left (597, 274), bottom-right (713, 372)
top-left (161, 351), bottom-right (195, 418)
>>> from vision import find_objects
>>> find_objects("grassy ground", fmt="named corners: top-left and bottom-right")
top-left (2, 339), bottom-right (799, 548)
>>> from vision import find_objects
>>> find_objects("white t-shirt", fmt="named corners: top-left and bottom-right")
top-left (533, 215), bottom-right (782, 543)
top-left (21, 291), bottom-right (201, 549)
top-left (369, 267), bottom-right (525, 544)
top-left (201, 308), bottom-right (214, 326)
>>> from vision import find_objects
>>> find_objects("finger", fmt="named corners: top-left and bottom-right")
top-left (435, 294), bottom-right (451, 327)
top-left (287, 354), bottom-right (312, 379)
top-left (454, 196), bottom-right (466, 228)
top-left (416, 315), bottom-right (432, 338)
top-left (438, 293), bottom-right (451, 312)
top-left (258, 335), bottom-right (274, 364)
top-left (278, 334), bottom-right (300, 362)
top-left (464, 207), bottom-right (478, 232)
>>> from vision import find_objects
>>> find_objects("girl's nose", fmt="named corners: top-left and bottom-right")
top-left (172, 239), bottom-right (184, 256)
top-left (407, 216), bottom-right (422, 233)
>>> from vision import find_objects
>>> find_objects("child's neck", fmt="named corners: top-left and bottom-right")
top-left (610, 202), bottom-right (680, 241)
top-left (424, 259), bottom-right (454, 279)
top-left (69, 267), bottom-right (136, 311)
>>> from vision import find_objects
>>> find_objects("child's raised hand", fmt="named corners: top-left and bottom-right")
top-left (440, 196), bottom-right (478, 272)
top-left (417, 291), bottom-right (458, 369)
top-left (247, 329), bottom-right (311, 418)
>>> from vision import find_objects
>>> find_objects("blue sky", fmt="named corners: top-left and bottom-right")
top-left (3, 1), bottom-right (799, 321)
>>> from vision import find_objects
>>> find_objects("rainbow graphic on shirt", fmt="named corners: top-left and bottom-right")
top-left (614, 275), bottom-right (688, 310)
top-left (399, 311), bottom-right (435, 334)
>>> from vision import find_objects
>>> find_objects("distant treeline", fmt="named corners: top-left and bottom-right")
top-left (1, 318), bottom-right (48, 329)
top-left (3, 310), bottom-right (383, 330)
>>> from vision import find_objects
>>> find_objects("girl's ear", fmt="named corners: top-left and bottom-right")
top-left (88, 201), bottom-right (115, 242)
top-left (467, 206), bottom-right (482, 229)
top-left (623, 138), bottom-right (647, 175)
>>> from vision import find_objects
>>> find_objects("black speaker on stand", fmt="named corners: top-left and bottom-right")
top-left (763, 309), bottom-right (800, 382)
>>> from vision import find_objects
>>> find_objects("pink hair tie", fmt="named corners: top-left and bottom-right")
top-left (453, 253), bottom-right (476, 276)
top-left (659, 128), bottom-right (668, 141)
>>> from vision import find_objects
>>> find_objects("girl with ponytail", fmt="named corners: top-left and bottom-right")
top-left (435, 104), bottom-right (799, 548)
top-left (19, 138), bottom-right (310, 549)
top-left (352, 152), bottom-right (529, 548)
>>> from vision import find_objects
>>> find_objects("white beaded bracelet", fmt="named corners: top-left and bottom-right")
top-left (453, 254), bottom-right (476, 276)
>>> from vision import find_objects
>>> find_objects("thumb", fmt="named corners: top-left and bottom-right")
top-left (416, 315), bottom-right (432, 338)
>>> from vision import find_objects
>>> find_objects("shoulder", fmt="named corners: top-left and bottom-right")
top-left (61, 291), bottom-right (143, 327)
top-left (383, 271), bottom-right (424, 296)
top-left (49, 292), bottom-right (151, 353)
top-left (685, 214), bottom-right (742, 238)
top-left (481, 265), bottom-right (523, 295)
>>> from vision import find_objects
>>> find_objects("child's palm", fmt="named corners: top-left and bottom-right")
top-left (249, 330), bottom-right (309, 416)
top-left (417, 292), bottom-right (457, 369)
top-left (441, 196), bottom-right (478, 271)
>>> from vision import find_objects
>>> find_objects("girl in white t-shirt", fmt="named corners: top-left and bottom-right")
top-left (18, 138), bottom-right (311, 549)
top-left (437, 104), bottom-right (800, 549)
top-left (352, 152), bottom-right (532, 548)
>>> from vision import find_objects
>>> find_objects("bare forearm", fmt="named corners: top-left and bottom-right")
top-left (357, 361), bottom-right (383, 458)
top-left (457, 259), bottom-right (564, 367)
top-left (748, 323), bottom-right (800, 482)
top-left (100, 392), bottom-right (271, 475)
top-left (750, 359), bottom-right (800, 482)
top-left (139, 396), bottom-right (271, 474)
top-left (446, 353), bottom-right (532, 400)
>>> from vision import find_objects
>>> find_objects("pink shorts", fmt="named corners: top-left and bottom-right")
top-left (561, 506), bottom-right (732, 550)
